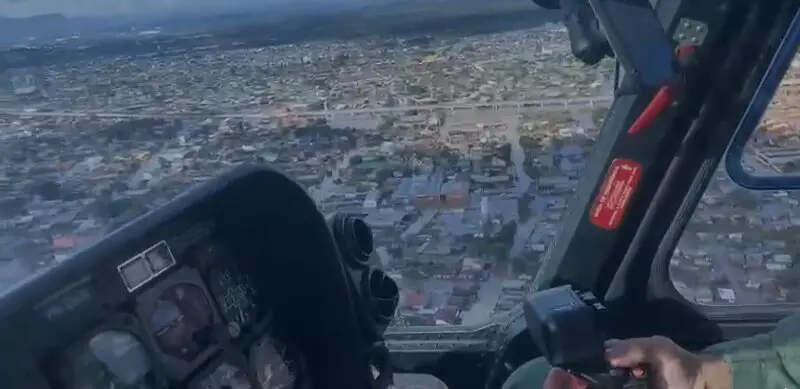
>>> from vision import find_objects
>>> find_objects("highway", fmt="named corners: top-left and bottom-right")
top-left (0, 96), bottom-right (612, 120)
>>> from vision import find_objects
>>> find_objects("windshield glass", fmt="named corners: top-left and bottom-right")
top-left (0, 0), bottom-right (614, 326)
top-left (670, 51), bottom-right (800, 306)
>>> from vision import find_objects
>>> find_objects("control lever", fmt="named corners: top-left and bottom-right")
top-left (532, 0), bottom-right (677, 88)
top-left (531, 0), bottom-right (613, 65)
top-left (523, 285), bottom-right (650, 389)
top-left (561, 0), bottom-right (614, 65)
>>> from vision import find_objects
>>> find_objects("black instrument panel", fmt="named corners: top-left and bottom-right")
top-left (44, 234), bottom-right (305, 389)
top-left (0, 166), bottom-right (372, 389)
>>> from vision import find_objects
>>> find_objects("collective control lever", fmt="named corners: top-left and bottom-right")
top-left (530, 0), bottom-right (613, 65)
top-left (523, 285), bottom-right (650, 389)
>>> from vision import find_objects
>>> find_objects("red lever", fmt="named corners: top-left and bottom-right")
top-left (627, 45), bottom-right (696, 135)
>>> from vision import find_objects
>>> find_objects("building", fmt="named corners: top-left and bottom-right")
top-left (363, 189), bottom-right (380, 209)
top-left (753, 147), bottom-right (800, 172)
top-left (440, 181), bottom-right (470, 209)
top-left (537, 175), bottom-right (576, 194)
top-left (480, 196), bottom-right (490, 224)
top-left (413, 179), bottom-right (470, 210)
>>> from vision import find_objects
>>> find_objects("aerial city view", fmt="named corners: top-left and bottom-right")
top-left (1, 0), bottom-right (800, 329)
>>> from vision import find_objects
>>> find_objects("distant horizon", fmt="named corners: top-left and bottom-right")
top-left (0, 0), bottom-right (381, 18)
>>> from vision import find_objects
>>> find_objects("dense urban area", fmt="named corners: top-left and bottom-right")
top-left (1, 18), bottom-right (800, 328)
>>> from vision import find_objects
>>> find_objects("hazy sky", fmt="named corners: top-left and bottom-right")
top-left (1, 0), bottom-right (301, 17)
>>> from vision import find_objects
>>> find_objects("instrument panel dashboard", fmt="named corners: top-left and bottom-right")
top-left (0, 167), bottom-right (362, 389)
top-left (46, 232), bottom-right (305, 389)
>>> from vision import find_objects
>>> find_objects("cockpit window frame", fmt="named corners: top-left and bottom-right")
top-left (642, 3), bottom-right (800, 317)
top-left (538, 0), bottom-right (800, 316)
top-left (533, 0), bottom-right (723, 297)
top-left (724, 12), bottom-right (800, 190)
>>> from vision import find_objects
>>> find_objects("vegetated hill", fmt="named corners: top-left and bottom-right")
top-left (218, 0), bottom-right (560, 42)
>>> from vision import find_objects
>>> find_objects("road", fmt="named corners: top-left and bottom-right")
top-left (459, 272), bottom-right (504, 325)
top-left (401, 210), bottom-right (439, 240)
top-left (507, 107), bottom-right (597, 259)
top-left (0, 96), bottom-right (613, 120)
top-left (504, 111), bottom-right (542, 259)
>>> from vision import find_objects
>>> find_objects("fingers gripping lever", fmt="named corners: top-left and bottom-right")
top-left (523, 285), bottom-right (651, 389)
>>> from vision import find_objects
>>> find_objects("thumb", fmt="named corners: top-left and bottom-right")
top-left (605, 337), bottom-right (661, 368)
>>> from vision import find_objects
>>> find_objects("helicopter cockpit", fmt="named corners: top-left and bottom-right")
top-left (1, 0), bottom-right (800, 388)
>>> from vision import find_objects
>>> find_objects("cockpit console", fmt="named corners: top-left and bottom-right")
top-left (0, 165), bottom-right (416, 389)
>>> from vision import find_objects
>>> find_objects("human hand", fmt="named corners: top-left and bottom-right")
top-left (604, 336), bottom-right (731, 389)
top-left (542, 336), bottom-right (731, 389)
top-left (542, 368), bottom-right (588, 389)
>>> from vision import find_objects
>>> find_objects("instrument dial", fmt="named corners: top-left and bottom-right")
top-left (195, 362), bottom-right (252, 389)
top-left (149, 283), bottom-right (215, 361)
top-left (62, 330), bottom-right (156, 389)
top-left (250, 336), bottom-right (296, 389)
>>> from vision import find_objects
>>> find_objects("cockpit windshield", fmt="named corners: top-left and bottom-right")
top-left (0, 0), bottom-right (616, 328)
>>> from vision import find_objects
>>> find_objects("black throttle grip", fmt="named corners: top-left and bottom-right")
top-left (579, 369), bottom-right (650, 389)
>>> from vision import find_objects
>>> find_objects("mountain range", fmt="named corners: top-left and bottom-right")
top-left (0, 0), bottom-right (544, 46)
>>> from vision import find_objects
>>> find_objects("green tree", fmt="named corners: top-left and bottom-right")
top-left (496, 143), bottom-right (512, 165)
top-left (349, 155), bottom-right (363, 165)
top-left (518, 193), bottom-right (534, 222)
top-left (378, 116), bottom-right (397, 131)
top-left (375, 168), bottom-right (394, 185)
top-left (495, 221), bottom-right (518, 247)
top-left (407, 84), bottom-right (428, 95)
top-left (519, 135), bottom-right (541, 150)
top-left (439, 148), bottom-right (460, 166)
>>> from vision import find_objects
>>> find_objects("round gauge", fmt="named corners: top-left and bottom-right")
top-left (149, 283), bottom-right (215, 361)
top-left (63, 330), bottom-right (156, 389)
top-left (203, 246), bottom-right (258, 329)
top-left (195, 362), bottom-right (252, 389)
top-left (250, 336), bottom-right (296, 389)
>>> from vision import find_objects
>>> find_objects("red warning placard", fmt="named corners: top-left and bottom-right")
top-left (589, 159), bottom-right (643, 231)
